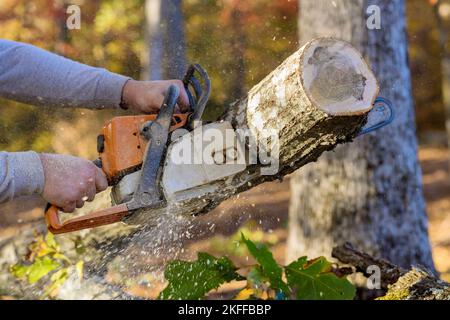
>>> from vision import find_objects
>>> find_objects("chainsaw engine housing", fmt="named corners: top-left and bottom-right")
top-left (98, 114), bottom-right (189, 184)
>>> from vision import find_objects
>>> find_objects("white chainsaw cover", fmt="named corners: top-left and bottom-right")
top-left (162, 121), bottom-right (246, 198)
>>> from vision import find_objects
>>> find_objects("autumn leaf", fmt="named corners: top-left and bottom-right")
top-left (44, 268), bottom-right (69, 298)
top-left (234, 288), bottom-right (254, 300)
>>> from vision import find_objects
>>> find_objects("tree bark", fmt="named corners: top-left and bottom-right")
top-left (332, 242), bottom-right (407, 289)
top-left (144, 0), bottom-right (187, 80)
top-left (287, 0), bottom-right (436, 273)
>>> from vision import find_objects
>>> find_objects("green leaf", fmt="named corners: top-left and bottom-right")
top-left (285, 256), bottom-right (355, 300)
top-left (45, 233), bottom-right (58, 250)
top-left (11, 256), bottom-right (60, 284)
top-left (49, 268), bottom-right (69, 284)
top-left (43, 268), bottom-right (70, 298)
top-left (241, 234), bottom-right (289, 295)
top-left (159, 252), bottom-right (243, 300)
top-left (53, 253), bottom-right (71, 264)
top-left (74, 236), bottom-right (86, 255)
top-left (10, 264), bottom-right (29, 279)
top-left (27, 256), bottom-right (60, 284)
top-left (75, 261), bottom-right (84, 280)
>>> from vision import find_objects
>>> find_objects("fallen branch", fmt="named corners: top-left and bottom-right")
top-left (332, 242), bottom-right (406, 289)
top-left (332, 243), bottom-right (450, 300)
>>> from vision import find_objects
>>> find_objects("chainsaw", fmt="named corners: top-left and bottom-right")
top-left (44, 64), bottom-right (395, 235)
top-left (45, 64), bottom-right (215, 234)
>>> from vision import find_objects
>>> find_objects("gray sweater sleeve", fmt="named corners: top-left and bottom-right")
top-left (0, 39), bottom-right (131, 202)
top-left (0, 39), bottom-right (131, 109)
top-left (0, 151), bottom-right (45, 203)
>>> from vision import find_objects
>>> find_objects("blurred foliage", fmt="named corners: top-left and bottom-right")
top-left (407, 0), bottom-right (446, 132)
top-left (0, 0), bottom-right (445, 153)
top-left (208, 222), bottom-right (280, 257)
top-left (0, 0), bottom-right (143, 152)
top-left (184, 0), bottom-right (298, 119)
top-left (10, 232), bottom-right (84, 299)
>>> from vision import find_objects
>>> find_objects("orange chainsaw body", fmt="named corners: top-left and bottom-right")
top-left (98, 113), bottom-right (189, 182)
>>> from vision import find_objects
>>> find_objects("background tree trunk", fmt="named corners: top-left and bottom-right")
top-left (287, 0), bottom-right (436, 273)
top-left (144, 0), bottom-right (186, 80)
top-left (53, 0), bottom-right (70, 55)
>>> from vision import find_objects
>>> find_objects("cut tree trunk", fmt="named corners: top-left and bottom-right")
top-left (287, 0), bottom-right (436, 273)
top-left (125, 37), bottom-right (379, 226)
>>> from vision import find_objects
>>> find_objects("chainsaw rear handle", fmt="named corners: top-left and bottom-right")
top-left (45, 203), bottom-right (130, 234)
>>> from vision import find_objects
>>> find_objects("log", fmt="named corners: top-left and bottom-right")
top-left (332, 243), bottom-right (450, 300)
top-left (126, 37), bottom-right (379, 226)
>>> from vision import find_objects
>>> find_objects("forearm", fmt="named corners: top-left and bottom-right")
top-left (0, 39), bottom-right (130, 109)
top-left (0, 151), bottom-right (44, 203)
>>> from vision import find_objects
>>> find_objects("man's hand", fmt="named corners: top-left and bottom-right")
top-left (39, 154), bottom-right (108, 213)
top-left (121, 79), bottom-right (190, 114)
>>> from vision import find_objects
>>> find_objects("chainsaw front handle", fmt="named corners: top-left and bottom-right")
top-left (45, 203), bottom-right (129, 234)
top-left (183, 64), bottom-right (211, 129)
